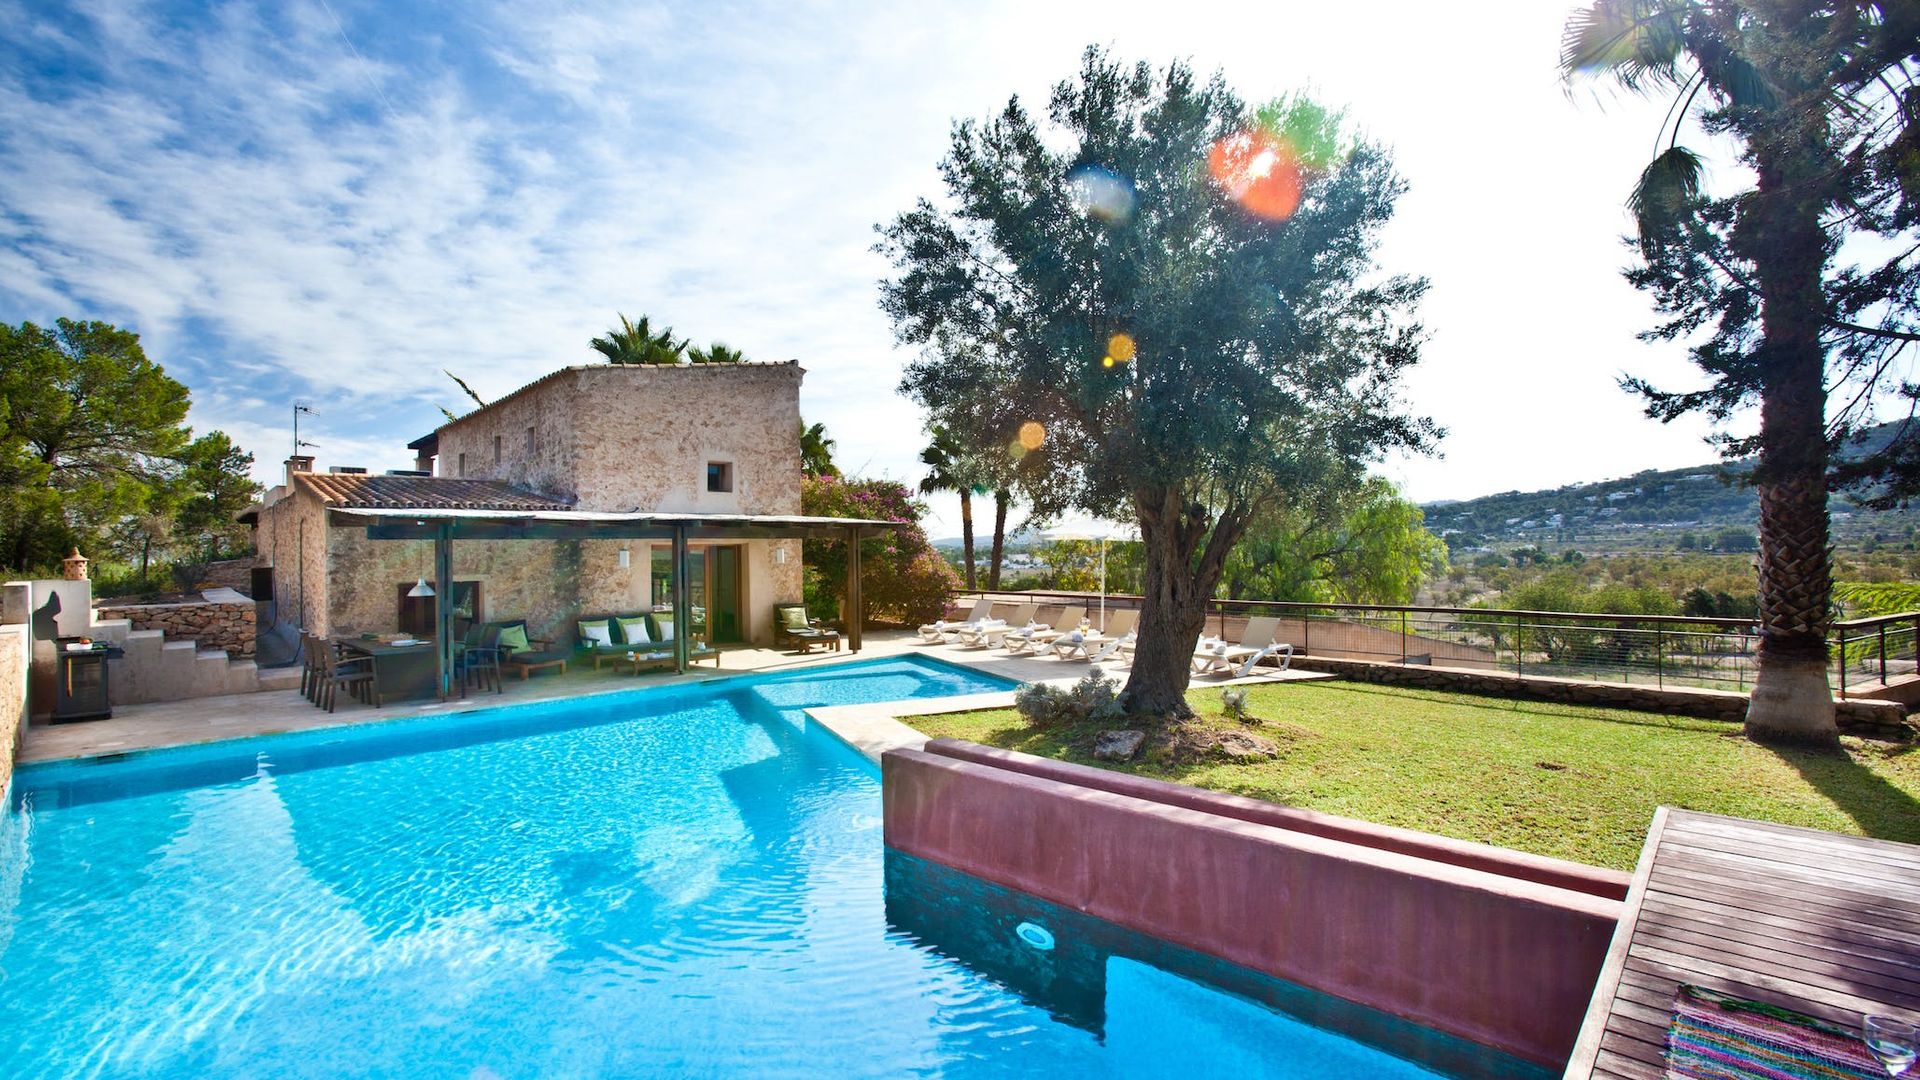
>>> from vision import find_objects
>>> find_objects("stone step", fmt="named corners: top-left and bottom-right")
top-left (191, 650), bottom-right (230, 698)
top-left (224, 658), bottom-right (261, 696)
top-left (88, 618), bottom-right (133, 644)
top-left (257, 667), bottom-right (303, 693)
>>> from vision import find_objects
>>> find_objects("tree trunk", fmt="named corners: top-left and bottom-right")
top-left (987, 490), bottom-right (1010, 590)
top-left (959, 490), bottom-right (976, 591)
top-left (1121, 486), bottom-right (1245, 719)
top-left (1742, 132), bottom-right (1838, 748)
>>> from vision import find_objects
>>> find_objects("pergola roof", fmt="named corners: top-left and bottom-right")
top-left (334, 505), bottom-right (905, 541)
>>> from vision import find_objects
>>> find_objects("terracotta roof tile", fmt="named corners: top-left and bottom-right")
top-left (296, 473), bottom-right (572, 512)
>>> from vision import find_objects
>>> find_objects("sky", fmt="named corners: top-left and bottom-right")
top-left (0, 0), bottom-right (1739, 537)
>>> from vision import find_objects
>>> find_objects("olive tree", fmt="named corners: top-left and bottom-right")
top-left (880, 49), bottom-right (1434, 716)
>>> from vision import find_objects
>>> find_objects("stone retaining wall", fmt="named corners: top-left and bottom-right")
top-left (98, 599), bottom-right (256, 658)
top-left (1290, 655), bottom-right (1913, 737)
top-left (0, 623), bottom-right (25, 799)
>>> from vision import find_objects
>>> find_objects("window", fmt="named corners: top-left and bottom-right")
top-left (525, 427), bottom-right (535, 454)
top-left (493, 435), bottom-right (502, 464)
top-left (457, 452), bottom-right (467, 477)
top-left (706, 461), bottom-right (734, 493)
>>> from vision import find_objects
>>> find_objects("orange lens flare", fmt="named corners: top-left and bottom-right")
top-left (1208, 129), bottom-right (1302, 221)
top-left (1017, 421), bottom-right (1046, 450)
top-left (1107, 333), bottom-right (1136, 362)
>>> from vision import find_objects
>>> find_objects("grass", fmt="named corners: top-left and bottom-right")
top-left (909, 680), bottom-right (1920, 871)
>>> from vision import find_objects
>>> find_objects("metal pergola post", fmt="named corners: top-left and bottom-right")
top-left (434, 522), bottom-right (453, 699)
top-left (845, 525), bottom-right (863, 652)
top-left (672, 525), bottom-right (690, 673)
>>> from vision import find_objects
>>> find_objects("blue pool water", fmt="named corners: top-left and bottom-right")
top-left (0, 656), bottom-right (1514, 1078)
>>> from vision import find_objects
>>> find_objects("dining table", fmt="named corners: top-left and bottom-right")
top-left (336, 637), bottom-right (442, 702)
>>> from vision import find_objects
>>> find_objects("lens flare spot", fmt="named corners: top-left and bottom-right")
top-left (1067, 164), bottom-right (1136, 223)
top-left (1007, 439), bottom-right (1028, 461)
top-left (1208, 129), bottom-right (1302, 221)
top-left (1101, 355), bottom-right (1115, 368)
top-left (1107, 333), bottom-right (1136, 362)
top-left (1017, 421), bottom-right (1046, 450)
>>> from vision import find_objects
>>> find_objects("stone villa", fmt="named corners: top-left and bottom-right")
top-left (244, 362), bottom-right (811, 649)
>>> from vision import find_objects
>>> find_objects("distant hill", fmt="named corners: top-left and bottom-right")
top-left (1422, 428), bottom-right (1920, 553)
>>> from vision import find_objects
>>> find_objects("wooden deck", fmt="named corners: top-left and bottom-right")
top-left (1564, 807), bottom-right (1920, 1079)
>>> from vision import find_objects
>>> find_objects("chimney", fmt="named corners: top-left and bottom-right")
top-left (285, 455), bottom-right (315, 486)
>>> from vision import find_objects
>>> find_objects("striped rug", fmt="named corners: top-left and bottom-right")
top-left (1666, 986), bottom-right (1887, 1080)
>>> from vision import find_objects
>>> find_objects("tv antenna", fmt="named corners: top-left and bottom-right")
top-left (293, 403), bottom-right (319, 457)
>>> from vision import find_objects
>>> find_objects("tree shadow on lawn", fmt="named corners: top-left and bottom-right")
top-left (1765, 741), bottom-right (1920, 843)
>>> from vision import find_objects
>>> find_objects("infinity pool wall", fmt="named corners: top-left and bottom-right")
top-left (882, 739), bottom-right (1625, 1069)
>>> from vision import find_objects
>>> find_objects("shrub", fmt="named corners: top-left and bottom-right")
top-left (1014, 670), bottom-right (1126, 728)
top-left (801, 475), bottom-right (961, 626)
top-left (1221, 687), bottom-right (1251, 722)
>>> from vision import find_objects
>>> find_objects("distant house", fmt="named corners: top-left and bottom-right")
top-left (244, 363), bottom-right (813, 648)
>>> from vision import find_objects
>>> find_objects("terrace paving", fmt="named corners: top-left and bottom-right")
top-left (16, 629), bottom-right (1329, 765)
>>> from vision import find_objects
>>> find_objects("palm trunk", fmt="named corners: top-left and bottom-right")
top-left (987, 489), bottom-right (1010, 590)
top-left (959, 490), bottom-right (976, 591)
top-left (1122, 486), bottom-right (1246, 719)
top-left (1742, 134), bottom-right (1837, 748)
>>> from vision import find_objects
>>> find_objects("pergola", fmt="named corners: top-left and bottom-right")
top-left (339, 507), bottom-right (905, 698)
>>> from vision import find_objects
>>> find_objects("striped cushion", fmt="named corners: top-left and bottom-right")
top-left (1667, 986), bottom-right (1885, 1080)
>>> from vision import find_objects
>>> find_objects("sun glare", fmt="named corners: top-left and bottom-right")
top-left (1208, 128), bottom-right (1302, 221)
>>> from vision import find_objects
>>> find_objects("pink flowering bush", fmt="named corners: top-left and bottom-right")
top-left (802, 475), bottom-right (960, 626)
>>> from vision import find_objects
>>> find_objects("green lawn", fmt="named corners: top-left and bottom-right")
top-left (909, 681), bottom-right (1920, 871)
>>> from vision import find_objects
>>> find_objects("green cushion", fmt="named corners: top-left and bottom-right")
top-left (651, 613), bottom-right (674, 641)
top-left (496, 624), bottom-right (529, 655)
top-left (616, 616), bottom-right (650, 645)
top-left (779, 606), bottom-right (811, 631)
top-left (578, 619), bottom-right (612, 647)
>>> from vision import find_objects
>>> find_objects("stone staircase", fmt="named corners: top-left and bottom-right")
top-left (85, 615), bottom-right (302, 705)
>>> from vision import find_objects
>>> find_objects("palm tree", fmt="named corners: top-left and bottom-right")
top-left (689, 342), bottom-right (746, 364)
top-left (919, 426), bottom-right (977, 590)
top-left (986, 488), bottom-right (1013, 590)
top-left (799, 420), bottom-right (839, 478)
top-left (590, 313), bottom-right (687, 365)
top-left (1563, 1), bottom-right (1919, 747)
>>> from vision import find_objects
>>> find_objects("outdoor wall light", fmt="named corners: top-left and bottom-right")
top-left (618, 548), bottom-right (631, 569)
top-left (774, 547), bottom-right (788, 565)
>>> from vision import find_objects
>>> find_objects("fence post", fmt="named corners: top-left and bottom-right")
top-left (1838, 623), bottom-right (1848, 701)
top-left (1400, 610), bottom-right (1408, 665)
top-left (1515, 616), bottom-right (1524, 677)
top-left (1880, 623), bottom-right (1888, 687)
top-left (1656, 625), bottom-right (1664, 689)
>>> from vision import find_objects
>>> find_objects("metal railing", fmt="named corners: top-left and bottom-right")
top-left (955, 590), bottom-right (1920, 698)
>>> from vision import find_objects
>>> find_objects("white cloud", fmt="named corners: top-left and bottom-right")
top-left (1, 0), bottom-right (1752, 534)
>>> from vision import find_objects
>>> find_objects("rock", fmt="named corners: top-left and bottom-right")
top-left (1093, 729), bottom-right (1147, 761)
top-left (1214, 730), bottom-right (1280, 760)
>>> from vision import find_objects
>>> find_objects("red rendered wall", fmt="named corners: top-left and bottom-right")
top-left (882, 746), bottom-right (1622, 1069)
top-left (924, 737), bottom-right (1630, 901)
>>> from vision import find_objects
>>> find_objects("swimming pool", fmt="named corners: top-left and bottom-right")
top-left (0, 655), bottom-right (1511, 1078)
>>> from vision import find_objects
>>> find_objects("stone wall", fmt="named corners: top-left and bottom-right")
top-left (1290, 655), bottom-right (1914, 737)
top-left (97, 600), bottom-right (256, 658)
top-left (434, 363), bottom-right (805, 515)
top-left (323, 530), bottom-right (800, 646)
top-left (0, 623), bottom-right (27, 800)
top-left (252, 484), bottom-right (330, 633)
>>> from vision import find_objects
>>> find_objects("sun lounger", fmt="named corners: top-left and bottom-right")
top-left (1064, 609), bottom-right (1138, 662)
top-left (1009, 606), bottom-right (1087, 656)
top-left (919, 598), bottom-right (994, 642)
top-left (967, 604), bottom-right (1039, 648)
top-left (1192, 616), bottom-right (1293, 677)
